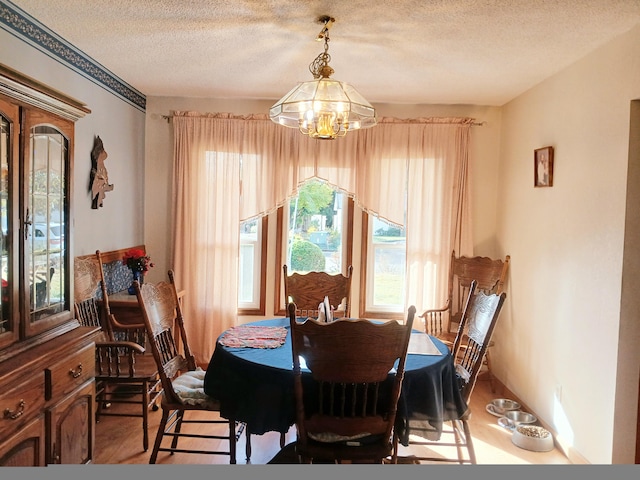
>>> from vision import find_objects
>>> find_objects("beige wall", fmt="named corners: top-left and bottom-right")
top-left (496, 24), bottom-right (640, 463)
top-left (0, 29), bottom-right (147, 257)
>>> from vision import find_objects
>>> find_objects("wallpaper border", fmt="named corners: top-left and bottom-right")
top-left (0, 0), bottom-right (146, 112)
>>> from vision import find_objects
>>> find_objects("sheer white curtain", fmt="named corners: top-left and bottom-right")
top-left (172, 113), bottom-right (243, 363)
top-left (403, 118), bottom-right (474, 313)
top-left (172, 112), bottom-right (473, 364)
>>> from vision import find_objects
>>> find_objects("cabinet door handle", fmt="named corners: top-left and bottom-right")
top-left (3, 399), bottom-right (26, 420)
top-left (24, 208), bottom-right (32, 240)
top-left (69, 363), bottom-right (83, 378)
top-left (52, 442), bottom-right (60, 464)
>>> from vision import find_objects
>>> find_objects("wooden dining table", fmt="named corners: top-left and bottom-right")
top-left (204, 317), bottom-right (468, 447)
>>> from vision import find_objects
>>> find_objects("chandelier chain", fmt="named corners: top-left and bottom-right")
top-left (309, 27), bottom-right (332, 79)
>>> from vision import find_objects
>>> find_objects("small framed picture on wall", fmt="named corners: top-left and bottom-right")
top-left (534, 146), bottom-right (554, 187)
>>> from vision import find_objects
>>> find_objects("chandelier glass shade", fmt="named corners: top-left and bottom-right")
top-left (269, 16), bottom-right (377, 140)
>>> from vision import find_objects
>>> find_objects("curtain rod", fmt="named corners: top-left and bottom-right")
top-left (161, 114), bottom-right (485, 126)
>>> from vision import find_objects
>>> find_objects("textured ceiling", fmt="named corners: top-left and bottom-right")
top-left (8, 0), bottom-right (640, 106)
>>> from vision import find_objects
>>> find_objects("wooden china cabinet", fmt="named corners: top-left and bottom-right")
top-left (0, 64), bottom-right (99, 466)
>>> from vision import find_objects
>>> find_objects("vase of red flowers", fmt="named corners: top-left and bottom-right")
top-left (122, 248), bottom-right (154, 295)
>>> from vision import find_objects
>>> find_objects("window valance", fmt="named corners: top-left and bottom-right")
top-left (172, 111), bottom-right (474, 227)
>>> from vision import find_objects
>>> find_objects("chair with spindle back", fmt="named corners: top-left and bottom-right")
top-left (245, 264), bottom-right (354, 461)
top-left (134, 270), bottom-right (242, 464)
top-left (396, 280), bottom-right (507, 464)
top-left (96, 248), bottom-right (149, 348)
top-left (420, 250), bottom-right (510, 391)
top-left (288, 302), bottom-right (415, 464)
top-left (73, 250), bottom-right (161, 452)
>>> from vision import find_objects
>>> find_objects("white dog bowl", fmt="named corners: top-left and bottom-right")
top-left (511, 425), bottom-right (554, 452)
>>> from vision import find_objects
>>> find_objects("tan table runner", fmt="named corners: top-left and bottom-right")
top-left (408, 332), bottom-right (443, 356)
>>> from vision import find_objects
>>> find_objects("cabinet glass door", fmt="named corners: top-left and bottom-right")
top-left (28, 126), bottom-right (66, 321)
top-left (0, 98), bottom-right (18, 348)
top-left (23, 109), bottom-right (73, 337)
top-left (0, 115), bottom-right (10, 335)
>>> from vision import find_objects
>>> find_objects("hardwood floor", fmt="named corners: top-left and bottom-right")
top-left (93, 374), bottom-right (571, 465)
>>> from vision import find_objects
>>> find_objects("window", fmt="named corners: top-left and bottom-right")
top-left (286, 179), bottom-right (347, 275)
top-left (274, 179), bottom-right (353, 315)
top-left (238, 216), bottom-right (267, 315)
top-left (249, 180), bottom-right (409, 319)
top-left (361, 212), bottom-right (406, 316)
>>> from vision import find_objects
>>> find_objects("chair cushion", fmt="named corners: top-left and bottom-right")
top-left (307, 431), bottom-right (376, 445)
top-left (171, 367), bottom-right (218, 407)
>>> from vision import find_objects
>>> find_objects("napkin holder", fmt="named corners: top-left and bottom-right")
top-left (317, 296), bottom-right (334, 323)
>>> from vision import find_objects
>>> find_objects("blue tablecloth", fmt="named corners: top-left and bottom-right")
top-left (204, 318), bottom-right (468, 445)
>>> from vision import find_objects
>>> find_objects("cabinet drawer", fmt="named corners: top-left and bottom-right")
top-left (45, 343), bottom-right (95, 401)
top-left (0, 374), bottom-right (46, 439)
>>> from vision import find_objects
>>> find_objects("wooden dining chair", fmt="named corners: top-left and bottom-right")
top-left (73, 250), bottom-right (162, 452)
top-left (283, 264), bottom-right (353, 318)
top-left (96, 249), bottom-right (148, 348)
top-left (134, 270), bottom-right (241, 464)
top-left (420, 250), bottom-right (510, 391)
top-left (245, 264), bottom-right (354, 460)
top-left (288, 302), bottom-right (416, 464)
top-left (396, 280), bottom-right (507, 464)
